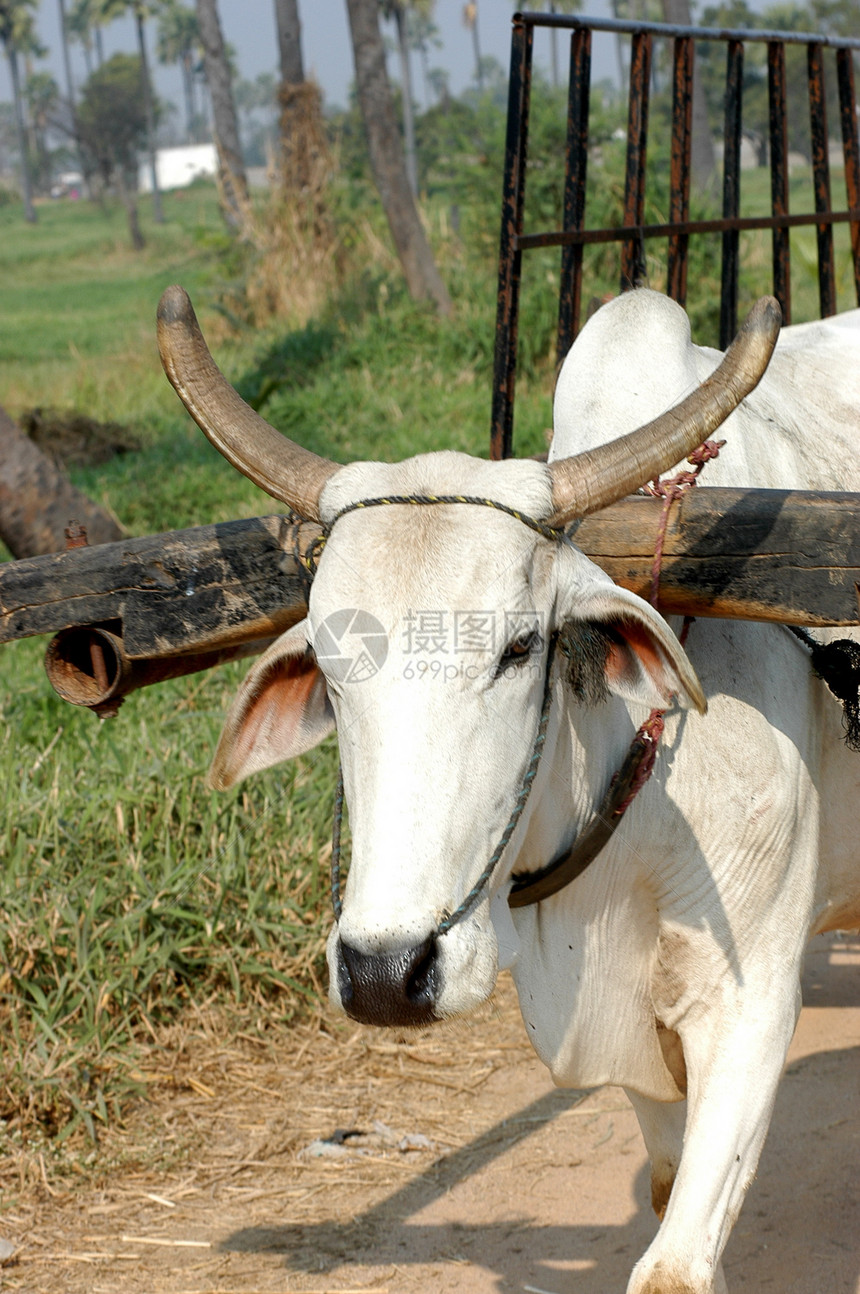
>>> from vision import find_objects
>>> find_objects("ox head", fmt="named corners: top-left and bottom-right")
top-left (157, 287), bottom-right (780, 1028)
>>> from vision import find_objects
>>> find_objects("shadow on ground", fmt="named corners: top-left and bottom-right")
top-left (223, 937), bottom-right (859, 1293)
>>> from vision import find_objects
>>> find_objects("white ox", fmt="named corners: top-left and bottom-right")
top-left (157, 285), bottom-right (860, 1294)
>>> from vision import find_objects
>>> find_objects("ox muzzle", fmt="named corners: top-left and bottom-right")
top-left (335, 933), bottom-right (440, 1027)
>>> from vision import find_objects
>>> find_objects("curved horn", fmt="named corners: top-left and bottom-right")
top-left (157, 285), bottom-right (340, 522)
top-left (548, 295), bottom-right (782, 526)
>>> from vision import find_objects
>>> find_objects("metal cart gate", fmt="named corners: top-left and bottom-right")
top-left (491, 10), bottom-right (860, 459)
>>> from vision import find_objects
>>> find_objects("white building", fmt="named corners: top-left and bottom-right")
top-left (138, 144), bottom-right (217, 193)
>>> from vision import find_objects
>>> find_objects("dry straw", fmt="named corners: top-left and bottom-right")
top-left (234, 82), bottom-right (343, 329)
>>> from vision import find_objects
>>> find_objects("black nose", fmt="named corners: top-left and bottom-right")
top-left (336, 933), bottom-right (439, 1027)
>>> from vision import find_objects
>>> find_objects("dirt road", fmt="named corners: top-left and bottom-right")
top-left (2, 931), bottom-right (857, 1294)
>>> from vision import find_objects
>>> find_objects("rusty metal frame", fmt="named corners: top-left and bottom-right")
top-left (492, 11), bottom-right (860, 460)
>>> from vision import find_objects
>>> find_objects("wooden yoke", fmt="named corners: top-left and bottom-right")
top-left (573, 487), bottom-right (860, 623)
top-left (1, 488), bottom-right (858, 714)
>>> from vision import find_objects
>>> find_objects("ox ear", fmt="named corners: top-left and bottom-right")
top-left (209, 620), bottom-right (335, 790)
top-left (556, 555), bottom-right (706, 715)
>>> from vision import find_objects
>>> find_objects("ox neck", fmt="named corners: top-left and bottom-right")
top-left (508, 707), bottom-right (665, 907)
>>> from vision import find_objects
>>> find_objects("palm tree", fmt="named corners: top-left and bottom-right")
top-left (196, 0), bottom-right (247, 229)
top-left (23, 69), bottom-right (58, 190)
top-left (546, 0), bottom-right (583, 89)
top-left (408, 6), bottom-right (440, 108)
top-left (273, 0), bottom-right (332, 202)
top-left (345, 0), bottom-right (451, 315)
top-left (0, 0), bottom-right (40, 222)
top-left (56, 0), bottom-right (76, 103)
top-left (95, 0), bottom-right (165, 222)
top-left (156, 0), bottom-right (199, 142)
top-left (56, 0), bottom-right (91, 192)
top-left (68, 0), bottom-right (104, 75)
top-left (274, 0), bottom-right (302, 83)
top-left (381, 1), bottom-right (434, 197)
top-left (461, 1), bottom-right (482, 90)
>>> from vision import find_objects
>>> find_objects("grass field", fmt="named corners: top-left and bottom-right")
top-left (0, 150), bottom-right (855, 1164)
top-left (0, 186), bottom-right (345, 1153)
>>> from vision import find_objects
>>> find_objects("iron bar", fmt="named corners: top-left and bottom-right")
top-left (491, 18), bottom-right (534, 461)
top-left (720, 40), bottom-right (744, 348)
top-left (516, 207), bottom-right (860, 250)
top-left (493, 13), bottom-right (860, 457)
top-left (621, 31), bottom-right (652, 291)
top-left (836, 47), bottom-right (860, 307)
top-left (808, 43), bottom-right (836, 316)
top-left (768, 41), bottom-right (791, 323)
top-left (556, 27), bottom-right (591, 363)
top-left (515, 12), bottom-right (860, 50)
top-left (667, 36), bottom-right (693, 305)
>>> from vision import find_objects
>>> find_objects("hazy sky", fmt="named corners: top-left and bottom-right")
top-left (2, 1), bottom-right (621, 120)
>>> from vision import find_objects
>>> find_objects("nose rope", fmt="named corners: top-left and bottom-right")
top-left (329, 635), bottom-right (558, 934)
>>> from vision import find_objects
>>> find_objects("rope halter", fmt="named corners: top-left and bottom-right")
top-left (321, 493), bottom-right (565, 936)
top-left (302, 492), bottom-right (566, 578)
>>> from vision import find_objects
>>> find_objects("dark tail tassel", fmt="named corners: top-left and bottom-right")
top-left (809, 638), bottom-right (860, 753)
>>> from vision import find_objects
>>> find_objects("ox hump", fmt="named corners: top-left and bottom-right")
top-left (552, 290), bottom-right (702, 459)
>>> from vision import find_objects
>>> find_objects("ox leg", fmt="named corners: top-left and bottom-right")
top-left (625, 1090), bottom-right (687, 1222)
top-left (625, 975), bottom-right (801, 1294)
top-left (626, 1092), bottom-right (728, 1294)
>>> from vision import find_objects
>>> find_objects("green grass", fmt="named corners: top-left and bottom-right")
top-left (0, 185), bottom-right (349, 1153)
top-left (0, 188), bottom-right (228, 418)
top-left (0, 636), bottom-right (339, 1142)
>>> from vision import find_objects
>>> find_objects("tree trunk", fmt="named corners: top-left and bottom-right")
top-left (465, 2), bottom-right (483, 89)
top-left (275, 0), bottom-right (303, 82)
top-left (135, 6), bottom-right (164, 223)
top-left (57, 0), bottom-right (90, 198)
top-left (7, 46), bottom-right (37, 223)
top-left (610, 0), bottom-right (626, 94)
top-left (33, 113), bottom-right (50, 191)
top-left (274, 0), bottom-right (326, 196)
top-left (661, 0), bottom-right (716, 194)
top-left (345, 0), bottom-right (452, 316)
top-left (181, 50), bottom-right (195, 141)
top-left (419, 36), bottom-right (431, 107)
top-left (116, 166), bottom-right (146, 250)
top-left (57, 0), bottom-right (76, 109)
top-left (392, 4), bottom-right (418, 196)
top-left (196, 0), bottom-right (248, 230)
top-left (0, 404), bottom-right (124, 559)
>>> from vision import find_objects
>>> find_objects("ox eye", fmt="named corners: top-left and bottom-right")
top-left (496, 629), bottom-right (539, 677)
